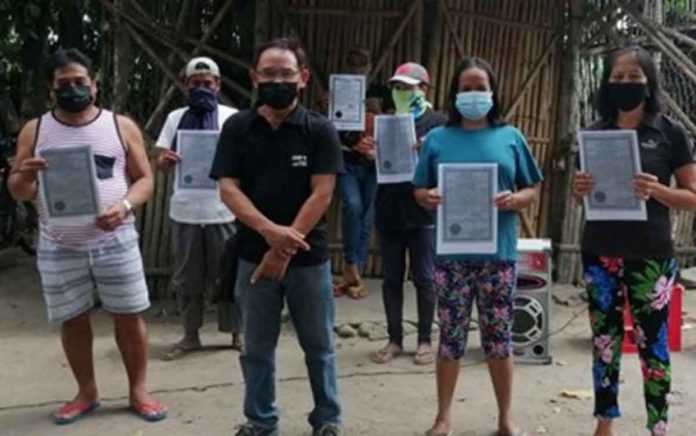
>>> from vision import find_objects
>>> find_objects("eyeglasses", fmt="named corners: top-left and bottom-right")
top-left (255, 68), bottom-right (300, 81)
top-left (55, 77), bottom-right (91, 88)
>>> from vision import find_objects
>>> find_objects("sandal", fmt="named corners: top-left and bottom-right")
top-left (162, 340), bottom-right (201, 361)
top-left (332, 280), bottom-right (346, 297)
top-left (346, 281), bottom-right (368, 299)
top-left (231, 334), bottom-right (245, 353)
top-left (370, 343), bottom-right (402, 364)
top-left (413, 344), bottom-right (435, 366)
top-left (130, 399), bottom-right (168, 422)
top-left (53, 400), bottom-right (100, 425)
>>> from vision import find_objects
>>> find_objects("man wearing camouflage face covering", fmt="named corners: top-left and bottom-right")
top-left (371, 62), bottom-right (445, 366)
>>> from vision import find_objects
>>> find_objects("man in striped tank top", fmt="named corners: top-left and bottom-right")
top-left (155, 57), bottom-right (243, 361)
top-left (8, 49), bottom-right (167, 424)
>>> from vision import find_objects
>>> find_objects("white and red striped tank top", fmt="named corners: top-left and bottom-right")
top-left (34, 108), bottom-right (133, 249)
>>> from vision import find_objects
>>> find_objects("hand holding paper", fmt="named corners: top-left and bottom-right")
top-left (494, 190), bottom-right (516, 210)
top-left (633, 172), bottom-right (661, 201)
top-left (157, 149), bottom-right (181, 169)
top-left (14, 157), bottom-right (48, 183)
top-left (415, 188), bottom-right (443, 210)
top-left (96, 202), bottom-right (128, 231)
top-left (572, 171), bottom-right (595, 200)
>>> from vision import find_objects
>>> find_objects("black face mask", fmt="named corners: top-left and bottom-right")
top-left (54, 85), bottom-right (93, 113)
top-left (256, 82), bottom-right (298, 110)
top-left (608, 82), bottom-right (648, 112)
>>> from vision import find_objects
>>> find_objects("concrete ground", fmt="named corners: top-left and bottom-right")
top-left (1, 247), bottom-right (696, 436)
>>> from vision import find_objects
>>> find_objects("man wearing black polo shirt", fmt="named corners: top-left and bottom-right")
top-left (210, 38), bottom-right (343, 436)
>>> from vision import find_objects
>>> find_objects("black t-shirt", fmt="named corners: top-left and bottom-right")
top-left (581, 114), bottom-right (695, 259)
top-left (375, 109), bottom-right (446, 233)
top-left (210, 105), bottom-right (344, 266)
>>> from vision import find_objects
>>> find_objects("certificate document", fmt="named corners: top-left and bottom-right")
top-left (374, 114), bottom-right (417, 184)
top-left (176, 130), bottom-right (219, 194)
top-left (39, 145), bottom-right (100, 224)
top-left (329, 74), bottom-right (366, 131)
top-left (437, 163), bottom-right (498, 255)
top-left (578, 130), bottom-right (647, 221)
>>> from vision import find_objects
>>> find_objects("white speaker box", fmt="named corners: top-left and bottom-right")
top-left (512, 239), bottom-right (552, 364)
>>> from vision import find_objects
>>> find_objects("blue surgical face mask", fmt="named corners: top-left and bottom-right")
top-left (455, 91), bottom-right (493, 121)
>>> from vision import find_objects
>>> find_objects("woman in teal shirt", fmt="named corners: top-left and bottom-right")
top-left (414, 57), bottom-right (542, 436)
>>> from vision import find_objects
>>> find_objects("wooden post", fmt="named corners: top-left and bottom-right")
top-left (157, 0), bottom-right (193, 100)
top-left (554, 0), bottom-right (583, 284)
top-left (255, 0), bottom-right (271, 47)
top-left (645, 0), bottom-right (664, 68)
top-left (112, 0), bottom-right (134, 113)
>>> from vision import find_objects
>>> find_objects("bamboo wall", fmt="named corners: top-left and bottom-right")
top-left (267, 0), bottom-right (566, 276)
top-left (138, 0), bottom-right (569, 297)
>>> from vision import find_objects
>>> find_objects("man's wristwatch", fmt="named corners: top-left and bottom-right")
top-left (122, 199), bottom-right (134, 215)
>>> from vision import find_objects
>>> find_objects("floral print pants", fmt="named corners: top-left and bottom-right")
top-left (435, 259), bottom-right (517, 360)
top-left (583, 254), bottom-right (677, 436)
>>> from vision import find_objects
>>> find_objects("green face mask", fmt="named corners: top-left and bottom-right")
top-left (392, 88), bottom-right (428, 116)
top-left (392, 89), bottom-right (415, 114)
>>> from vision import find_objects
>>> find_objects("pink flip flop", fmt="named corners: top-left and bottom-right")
top-left (130, 400), bottom-right (168, 422)
top-left (53, 400), bottom-right (100, 425)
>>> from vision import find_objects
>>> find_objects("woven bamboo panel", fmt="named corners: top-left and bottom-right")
top-left (268, 0), bottom-right (565, 276)
top-left (140, 0), bottom-right (569, 298)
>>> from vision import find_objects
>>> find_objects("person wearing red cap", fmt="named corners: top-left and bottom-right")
top-left (371, 62), bottom-right (445, 366)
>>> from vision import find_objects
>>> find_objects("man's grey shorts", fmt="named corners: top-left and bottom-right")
top-left (37, 225), bottom-right (150, 323)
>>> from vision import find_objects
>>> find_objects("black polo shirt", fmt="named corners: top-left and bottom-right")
top-left (210, 105), bottom-right (344, 266)
top-left (581, 113), bottom-right (695, 259)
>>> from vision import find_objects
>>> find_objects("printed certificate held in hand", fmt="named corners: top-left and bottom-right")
top-left (176, 130), bottom-right (219, 195)
top-left (39, 145), bottom-right (100, 224)
top-left (437, 163), bottom-right (498, 255)
top-left (374, 114), bottom-right (418, 184)
top-left (328, 74), bottom-right (366, 131)
top-left (578, 130), bottom-right (647, 221)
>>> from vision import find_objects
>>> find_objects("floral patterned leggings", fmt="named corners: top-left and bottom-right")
top-left (583, 254), bottom-right (677, 436)
top-left (435, 259), bottom-right (517, 360)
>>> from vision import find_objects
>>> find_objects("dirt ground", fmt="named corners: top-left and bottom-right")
top-left (1, 247), bottom-right (696, 436)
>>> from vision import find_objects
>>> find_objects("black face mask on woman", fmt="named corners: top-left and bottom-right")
top-left (256, 82), bottom-right (298, 109)
top-left (54, 85), bottom-right (93, 113)
top-left (608, 82), bottom-right (648, 112)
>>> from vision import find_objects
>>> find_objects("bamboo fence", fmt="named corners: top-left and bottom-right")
top-left (125, 0), bottom-right (696, 296)
top-left (264, 0), bottom-right (566, 277)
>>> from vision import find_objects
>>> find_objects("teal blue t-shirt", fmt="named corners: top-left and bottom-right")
top-left (412, 124), bottom-right (543, 261)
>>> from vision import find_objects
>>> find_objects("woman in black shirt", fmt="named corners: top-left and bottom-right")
top-left (573, 45), bottom-right (696, 436)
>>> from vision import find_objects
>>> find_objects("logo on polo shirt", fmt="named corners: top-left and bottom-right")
top-left (641, 139), bottom-right (659, 150)
top-left (291, 154), bottom-right (308, 167)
